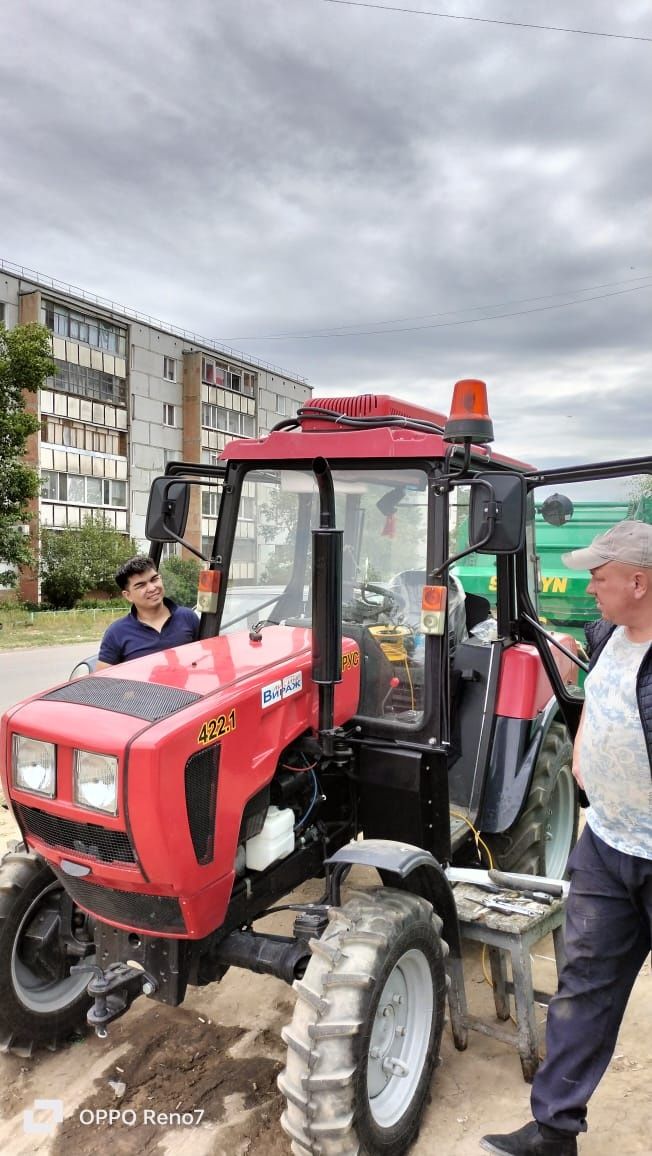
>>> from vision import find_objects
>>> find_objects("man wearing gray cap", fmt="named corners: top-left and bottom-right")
top-left (481, 521), bottom-right (652, 1156)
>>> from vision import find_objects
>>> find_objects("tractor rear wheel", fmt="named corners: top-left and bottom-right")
top-left (279, 887), bottom-right (448, 1156)
top-left (0, 848), bottom-right (93, 1055)
top-left (483, 721), bottom-right (578, 878)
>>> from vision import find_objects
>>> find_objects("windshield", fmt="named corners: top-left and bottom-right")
top-left (221, 465), bottom-right (429, 718)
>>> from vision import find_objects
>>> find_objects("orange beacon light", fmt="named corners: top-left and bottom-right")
top-left (443, 379), bottom-right (494, 445)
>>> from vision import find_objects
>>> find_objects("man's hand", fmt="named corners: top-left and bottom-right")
top-left (572, 707), bottom-right (585, 789)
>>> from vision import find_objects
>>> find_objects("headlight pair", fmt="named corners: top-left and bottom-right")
top-left (12, 736), bottom-right (118, 815)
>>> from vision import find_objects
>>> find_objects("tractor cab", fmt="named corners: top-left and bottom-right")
top-left (146, 381), bottom-right (562, 862)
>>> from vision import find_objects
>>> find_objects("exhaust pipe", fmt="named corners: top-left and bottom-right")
top-left (311, 457), bottom-right (343, 756)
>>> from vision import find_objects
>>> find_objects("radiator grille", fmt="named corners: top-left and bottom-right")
top-left (17, 804), bottom-right (135, 864)
top-left (52, 872), bottom-right (185, 933)
top-left (184, 747), bottom-right (219, 865)
top-left (42, 678), bottom-right (201, 721)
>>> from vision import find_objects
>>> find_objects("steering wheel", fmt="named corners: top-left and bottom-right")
top-left (354, 581), bottom-right (402, 610)
top-left (342, 581), bottom-right (405, 626)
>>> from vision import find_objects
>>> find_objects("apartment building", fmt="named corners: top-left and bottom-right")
top-left (0, 260), bottom-right (311, 601)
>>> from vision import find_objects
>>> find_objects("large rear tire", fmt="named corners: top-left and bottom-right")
top-left (0, 848), bottom-right (93, 1055)
top-left (483, 721), bottom-right (578, 878)
top-left (279, 887), bottom-right (448, 1156)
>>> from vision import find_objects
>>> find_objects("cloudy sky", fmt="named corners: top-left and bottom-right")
top-left (2, 0), bottom-right (650, 472)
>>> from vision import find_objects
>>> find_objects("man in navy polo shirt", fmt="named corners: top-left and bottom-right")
top-left (97, 555), bottom-right (199, 668)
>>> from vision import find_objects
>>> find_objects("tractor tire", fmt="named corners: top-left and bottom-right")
top-left (0, 848), bottom-right (93, 1055)
top-left (483, 721), bottom-right (578, 878)
top-left (279, 887), bottom-right (448, 1156)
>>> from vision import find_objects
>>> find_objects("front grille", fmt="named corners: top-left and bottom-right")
top-left (52, 872), bottom-right (185, 933)
top-left (42, 678), bottom-right (201, 721)
top-left (184, 747), bottom-right (219, 865)
top-left (16, 804), bottom-right (135, 864)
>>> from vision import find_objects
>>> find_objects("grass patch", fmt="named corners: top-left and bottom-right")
top-left (0, 605), bottom-right (124, 650)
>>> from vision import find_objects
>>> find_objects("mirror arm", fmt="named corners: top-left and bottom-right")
top-left (431, 522), bottom-right (494, 579)
top-left (432, 476), bottom-right (496, 578)
top-left (521, 612), bottom-right (589, 673)
top-left (160, 517), bottom-right (208, 563)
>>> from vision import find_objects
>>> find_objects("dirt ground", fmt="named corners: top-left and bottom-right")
top-left (0, 804), bottom-right (650, 1156)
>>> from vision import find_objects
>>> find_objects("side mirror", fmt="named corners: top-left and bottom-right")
top-left (146, 476), bottom-right (191, 542)
top-left (469, 472), bottom-right (526, 553)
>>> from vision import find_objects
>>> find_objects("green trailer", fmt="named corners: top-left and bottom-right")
top-left (456, 497), bottom-right (652, 631)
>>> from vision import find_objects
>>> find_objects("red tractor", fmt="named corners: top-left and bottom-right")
top-left (1, 380), bottom-right (648, 1153)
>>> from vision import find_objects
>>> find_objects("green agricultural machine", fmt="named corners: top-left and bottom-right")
top-left (456, 497), bottom-right (652, 633)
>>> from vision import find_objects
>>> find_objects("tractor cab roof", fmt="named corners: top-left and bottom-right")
top-left (219, 393), bottom-right (534, 473)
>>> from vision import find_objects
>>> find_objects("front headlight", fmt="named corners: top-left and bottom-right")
top-left (74, 750), bottom-right (118, 815)
top-left (12, 735), bottom-right (56, 797)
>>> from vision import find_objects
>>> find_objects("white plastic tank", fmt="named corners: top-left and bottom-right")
top-left (245, 805), bottom-right (295, 871)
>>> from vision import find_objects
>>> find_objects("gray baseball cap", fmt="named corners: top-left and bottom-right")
top-left (562, 519), bottom-right (652, 571)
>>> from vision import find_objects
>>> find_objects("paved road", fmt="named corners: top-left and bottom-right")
top-left (0, 640), bottom-right (100, 716)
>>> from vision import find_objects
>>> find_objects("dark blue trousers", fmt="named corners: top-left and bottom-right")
top-left (531, 824), bottom-right (652, 1134)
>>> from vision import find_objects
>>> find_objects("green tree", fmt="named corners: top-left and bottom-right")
top-left (0, 322), bottom-right (53, 586)
top-left (40, 515), bottom-right (138, 608)
top-left (76, 514), bottom-right (139, 595)
top-left (40, 526), bottom-right (86, 608)
top-left (160, 555), bottom-right (201, 607)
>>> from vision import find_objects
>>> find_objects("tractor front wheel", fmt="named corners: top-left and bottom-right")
top-left (483, 721), bottom-right (578, 878)
top-left (279, 887), bottom-right (448, 1156)
top-left (0, 848), bottom-right (93, 1055)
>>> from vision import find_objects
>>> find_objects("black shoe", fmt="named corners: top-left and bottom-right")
top-left (480, 1120), bottom-right (577, 1156)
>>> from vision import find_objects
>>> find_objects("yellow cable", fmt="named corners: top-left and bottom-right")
top-left (448, 810), bottom-right (519, 1020)
top-left (449, 809), bottom-right (495, 869)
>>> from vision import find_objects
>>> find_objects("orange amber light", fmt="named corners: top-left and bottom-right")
top-left (421, 584), bottom-right (447, 635)
top-left (421, 585), bottom-right (447, 612)
top-left (443, 378), bottom-right (494, 444)
top-left (197, 569), bottom-right (221, 614)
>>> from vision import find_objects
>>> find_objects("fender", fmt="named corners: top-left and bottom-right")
top-left (325, 838), bottom-right (462, 977)
top-left (478, 696), bottom-right (563, 833)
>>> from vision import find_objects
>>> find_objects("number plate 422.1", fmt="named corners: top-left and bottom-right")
top-left (197, 709), bottom-right (237, 745)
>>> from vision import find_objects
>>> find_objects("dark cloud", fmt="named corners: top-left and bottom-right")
top-left (1, 0), bottom-right (650, 468)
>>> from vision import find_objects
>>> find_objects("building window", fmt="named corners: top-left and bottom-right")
top-left (160, 542), bottom-right (180, 559)
top-left (275, 394), bottom-right (288, 416)
top-left (50, 359), bottom-right (127, 406)
top-left (202, 489), bottom-right (221, 517)
top-left (163, 403), bottom-right (176, 427)
top-left (0, 303), bottom-right (5, 325)
top-left (43, 301), bottom-right (127, 357)
top-left (163, 356), bottom-right (176, 382)
top-left (201, 356), bottom-right (226, 387)
top-left (201, 402), bottom-right (255, 438)
top-left (201, 450), bottom-right (221, 467)
top-left (41, 471), bottom-right (127, 508)
top-left (40, 415), bottom-right (126, 457)
top-left (201, 356), bottom-right (256, 397)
